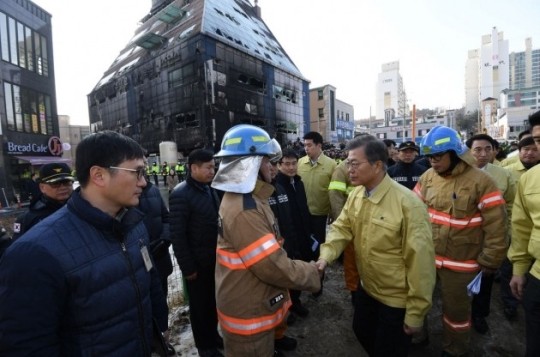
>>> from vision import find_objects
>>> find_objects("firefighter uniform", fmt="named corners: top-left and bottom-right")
top-left (212, 124), bottom-right (320, 356)
top-left (415, 149), bottom-right (507, 355)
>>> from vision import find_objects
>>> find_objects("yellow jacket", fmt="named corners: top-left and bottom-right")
top-left (328, 161), bottom-right (352, 220)
top-left (505, 160), bottom-right (528, 182)
top-left (485, 163), bottom-right (516, 245)
top-left (297, 153), bottom-right (337, 216)
top-left (508, 165), bottom-right (540, 280)
top-left (320, 174), bottom-right (435, 328)
top-left (415, 159), bottom-right (507, 269)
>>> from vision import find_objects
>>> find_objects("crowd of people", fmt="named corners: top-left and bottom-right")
top-left (0, 111), bottom-right (539, 357)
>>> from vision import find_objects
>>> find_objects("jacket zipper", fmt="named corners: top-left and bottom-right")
top-left (121, 241), bottom-right (149, 354)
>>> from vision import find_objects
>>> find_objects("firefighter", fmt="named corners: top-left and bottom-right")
top-left (414, 126), bottom-right (507, 357)
top-left (211, 124), bottom-right (320, 357)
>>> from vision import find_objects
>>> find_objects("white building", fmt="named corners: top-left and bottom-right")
top-left (376, 61), bottom-right (409, 121)
top-left (309, 85), bottom-right (354, 144)
top-left (465, 27), bottom-right (509, 114)
top-left (510, 38), bottom-right (540, 90)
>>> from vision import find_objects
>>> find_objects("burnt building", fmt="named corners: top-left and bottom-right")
top-left (0, 0), bottom-right (67, 206)
top-left (88, 0), bottom-right (310, 156)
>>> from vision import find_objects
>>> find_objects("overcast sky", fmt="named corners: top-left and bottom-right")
top-left (32, 0), bottom-right (540, 125)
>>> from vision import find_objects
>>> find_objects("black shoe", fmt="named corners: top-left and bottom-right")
top-left (215, 335), bottom-right (224, 349)
top-left (410, 335), bottom-right (429, 349)
top-left (503, 307), bottom-right (518, 321)
top-left (166, 342), bottom-right (177, 356)
top-left (287, 312), bottom-right (297, 326)
top-left (275, 335), bottom-right (297, 351)
top-left (274, 350), bottom-right (285, 357)
top-left (441, 351), bottom-right (456, 357)
top-left (198, 348), bottom-right (223, 357)
top-left (290, 303), bottom-right (309, 317)
top-left (472, 316), bottom-right (489, 334)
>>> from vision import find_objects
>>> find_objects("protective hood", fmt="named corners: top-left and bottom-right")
top-left (211, 156), bottom-right (263, 194)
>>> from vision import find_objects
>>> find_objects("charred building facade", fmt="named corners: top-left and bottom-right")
top-left (88, 0), bottom-right (310, 156)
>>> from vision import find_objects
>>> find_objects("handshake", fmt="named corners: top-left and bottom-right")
top-left (312, 259), bottom-right (327, 278)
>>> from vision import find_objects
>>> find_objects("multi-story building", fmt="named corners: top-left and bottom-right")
top-left (87, 0), bottom-right (310, 157)
top-left (58, 115), bottom-right (91, 171)
top-left (510, 38), bottom-right (540, 90)
top-left (465, 27), bottom-right (509, 114)
top-left (309, 85), bottom-right (354, 144)
top-left (0, 0), bottom-right (67, 206)
top-left (356, 110), bottom-right (457, 144)
top-left (375, 61), bottom-right (409, 121)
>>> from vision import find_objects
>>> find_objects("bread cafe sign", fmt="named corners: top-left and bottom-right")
top-left (6, 136), bottom-right (64, 156)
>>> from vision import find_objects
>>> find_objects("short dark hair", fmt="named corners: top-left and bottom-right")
top-left (465, 134), bottom-right (496, 149)
top-left (76, 131), bottom-right (145, 187)
top-left (188, 149), bottom-right (214, 168)
top-left (529, 110), bottom-right (540, 130)
top-left (279, 148), bottom-right (299, 162)
top-left (303, 131), bottom-right (323, 145)
top-left (518, 129), bottom-right (531, 140)
top-left (382, 139), bottom-right (396, 148)
top-left (518, 136), bottom-right (535, 150)
top-left (346, 135), bottom-right (388, 167)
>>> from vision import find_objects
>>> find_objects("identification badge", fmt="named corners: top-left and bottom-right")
top-left (141, 245), bottom-right (153, 272)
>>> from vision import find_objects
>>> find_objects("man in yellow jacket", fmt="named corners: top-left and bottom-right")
top-left (414, 126), bottom-right (507, 357)
top-left (509, 110), bottom-right (540, 357)
top-left (316, 135), bottom-right (435, 357)
top-left (212, 125), bottom-right (320, 357)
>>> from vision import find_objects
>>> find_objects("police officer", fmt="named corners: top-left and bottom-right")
top-left (387, 141), bottom-right (428, 190)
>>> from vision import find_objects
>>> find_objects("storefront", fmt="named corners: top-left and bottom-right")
top-left (1, 135), bottom-right (70, 207)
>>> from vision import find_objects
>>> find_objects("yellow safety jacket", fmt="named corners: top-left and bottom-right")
top-left (508, 164), bottom-right (540, 280)
top-left (328, 161), bottom-right (353, 221)
top-left (321, 174), bottom-right (435, 328)
top-left (297, 153), bottom-right (337, 216)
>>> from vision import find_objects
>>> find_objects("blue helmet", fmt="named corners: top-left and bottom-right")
top-left (420, 125), bottom-right (466, 156)
top-left (215, 124), bottom-right (282, 160)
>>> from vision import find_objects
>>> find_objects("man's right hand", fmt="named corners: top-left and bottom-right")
top-left (315, 259), bottom-right (327, 277)
top-left (185, 272), bottom-right (198, 281)
top-left (509, 275), bottom-right (526, 300)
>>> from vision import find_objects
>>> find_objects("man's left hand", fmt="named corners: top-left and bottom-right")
top-left (403, 324), bottom-right (422, 335)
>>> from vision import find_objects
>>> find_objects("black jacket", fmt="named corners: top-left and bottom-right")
top-left (169, 175), bottom-right (220, 276)
top-left (387, 161), bottom-right (429, 190)
top-left (137, 182), bottom-right (173, 279)
top-left (269, 180), bottom-right (301, 259)
top-left (12, 194), bottom-right (66, 241)
top-left (275, 172), bottom-right (313, 261)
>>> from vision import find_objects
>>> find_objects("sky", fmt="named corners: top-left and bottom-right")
top-left (32, 0), bottom-right (540, 125)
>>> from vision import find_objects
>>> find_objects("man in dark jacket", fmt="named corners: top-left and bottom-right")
top-left (275, 149), bottom-right (316, 311)
top-left (387, 141), bottom-right (428, 190)
top-left (11, 162), bottom-right (74, 241)
top-left (170, 149), bottom-right (223, 357)
top-left (138, 180), bottom-right (173, 295)
top-left (0, 131), bottom-right (168, 355)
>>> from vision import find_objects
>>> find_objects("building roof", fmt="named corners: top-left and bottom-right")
top-left (92, 0), bottom-right (303, 91)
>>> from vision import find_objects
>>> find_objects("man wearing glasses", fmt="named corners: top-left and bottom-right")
top-left (316, 135), bottom-right (435, 356)
top-left (0, 131), bottom-right (168, 355)
top-left (11, 162), bottom-right (75, 242)
top-left (414, 126), bottom-right (506, 357)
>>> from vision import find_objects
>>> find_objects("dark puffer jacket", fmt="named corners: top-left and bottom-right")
top-left (138, 182), bottom-right (173, 280)
top-left (170, 175), bottom-right (220, 276)
top-left (12, 194), bottom-right (66, 240)
top-left (0, 190), bottom-right (168, 356)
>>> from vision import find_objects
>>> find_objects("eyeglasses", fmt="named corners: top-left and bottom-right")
top-left (345, 160), bottom-right (369, 170)
top-left (472, 147), bottom-right (493, 154)
top-left (108, 166), bottom-right (146, 180)
top-left (47, 180), bottom-right (73, 188)
top-left (426, 152), bottom-right (449, 162)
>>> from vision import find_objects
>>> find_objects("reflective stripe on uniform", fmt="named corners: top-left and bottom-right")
top-left (435, 255), bottom-right (480, 273)
top-left (218, 299), bottom-right (292, 335)
top-left (428, 208), bottom-right (482, 229)
top-left (478, 191), bottom-right (505, 209)
top-left (217, 233), bottom-right (280, 270)
top-left (443, 315), bottom-right (471, 331)
top-left (328, 180), bottom-right (347, 192)
top-left (413, 184), bottom-right (423, 200)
